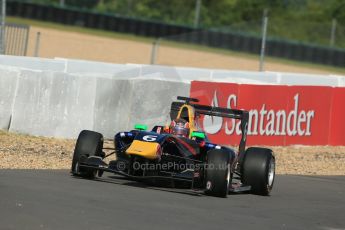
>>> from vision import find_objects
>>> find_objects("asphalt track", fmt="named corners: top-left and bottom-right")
top-left (0, 170), bottom-right (344, 230)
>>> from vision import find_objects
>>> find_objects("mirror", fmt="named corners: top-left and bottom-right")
top-left (191, 131), bottom-right (206, 139)
top-left (134, 124), bottom-right (148, 131)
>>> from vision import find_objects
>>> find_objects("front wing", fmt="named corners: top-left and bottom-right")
top-left (77, 156), bottom-right (251, 193)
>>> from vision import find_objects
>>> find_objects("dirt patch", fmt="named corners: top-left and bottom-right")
top-left (27, 26), bottom-right (342, 75)
top-left (0, 130), bottom-right (75, 169)
top-left (271, 146), bottom-right (345, 175)
top-left (1, 130), bottom-right (344, 175)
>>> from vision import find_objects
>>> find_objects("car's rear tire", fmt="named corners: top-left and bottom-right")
top-left (71, 130), bottom-right (103, 179)
top-left (242, 147), bottom-right (275, 196)
top-left (205, 149), bottom-right (232, 198)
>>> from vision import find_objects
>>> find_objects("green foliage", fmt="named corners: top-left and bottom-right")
top-left (94, 0), bottom-right (196, 24)
top-left (13, 0), bottom-right (345, 48)
top-left (65, 0), bottom-right (99, 8)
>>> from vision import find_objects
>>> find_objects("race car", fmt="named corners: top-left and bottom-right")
top-left (71, 96), bottom-right (275, 197)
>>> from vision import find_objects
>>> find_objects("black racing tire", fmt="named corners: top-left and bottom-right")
top-left (205, 149), bottom-right (232, 198)
top-left (242, 147), bottom-right (275, 196)
top-left (71, 130), bottom-right (103, 179)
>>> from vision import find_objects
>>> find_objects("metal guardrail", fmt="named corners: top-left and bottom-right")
top-left (4, 23), bottom-right (30, 56)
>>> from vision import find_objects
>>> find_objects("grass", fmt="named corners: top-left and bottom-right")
top-left (7, 16), bottom-right (345, 75)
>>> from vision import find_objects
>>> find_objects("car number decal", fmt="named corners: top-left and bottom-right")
top-left (143, 135), bottom-right (157, 142)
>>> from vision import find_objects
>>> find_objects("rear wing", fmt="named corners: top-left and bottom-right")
top-left (170, 97), bottom-right (249, 155)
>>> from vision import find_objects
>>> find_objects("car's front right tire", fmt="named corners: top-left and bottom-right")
top-left (205, 149), bottom-right (232, 198)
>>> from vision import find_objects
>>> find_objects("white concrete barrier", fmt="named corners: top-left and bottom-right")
top-left (211, 70), bottom-right (278, 84)
top-left (58, 58), bottom-right (134, 75)
top-left (279, 72), bottom-right (340, 86)
top-left (9, 70), bottom-right (97, 138)
top-left (0, 55), bottom-right (65, 72)
top-left (2, 68), bottom-right (190, 138)
top-left (139, 65), bottom-right (212, 83)
top-left (331, 75), bottom-right (345, 87)
top-left (0, 67), bottom-right (19, 129)
top-left (93, 78), bottom-right (132, 137)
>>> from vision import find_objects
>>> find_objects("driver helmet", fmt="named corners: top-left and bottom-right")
top-left (170, 118), bottom-right (190, 137)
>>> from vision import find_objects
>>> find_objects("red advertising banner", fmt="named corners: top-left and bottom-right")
top-left (190, 81), bottom-right (345, 146)
top-left (329, 88), bottom-right (345, 145)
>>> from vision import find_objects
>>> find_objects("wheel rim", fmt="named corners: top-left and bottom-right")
top-left (268, 157), bottom-right (275, 187)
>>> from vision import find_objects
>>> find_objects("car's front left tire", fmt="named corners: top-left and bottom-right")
top-left (71, 130), bottom-right (103, 179)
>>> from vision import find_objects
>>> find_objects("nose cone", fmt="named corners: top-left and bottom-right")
top-left (126, 140), bottom-right (160, 160)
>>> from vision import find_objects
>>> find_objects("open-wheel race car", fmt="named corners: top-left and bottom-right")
top-left (71, 96), bottom-right (275, 197)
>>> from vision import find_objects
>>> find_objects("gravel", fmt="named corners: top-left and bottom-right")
top-left (1, 130), bottom-right (344, 175)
